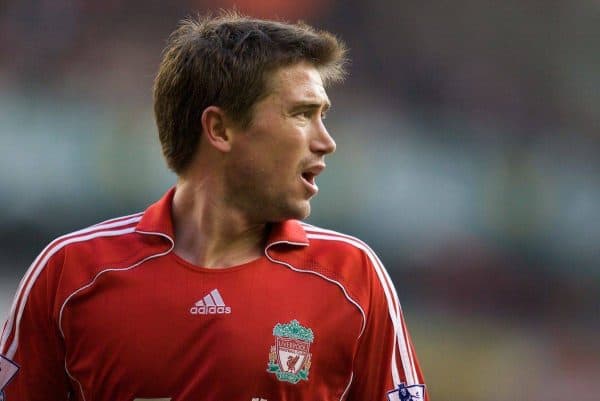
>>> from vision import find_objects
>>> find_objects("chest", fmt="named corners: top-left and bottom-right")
top-left (60, 257), bottom-right (364, 401)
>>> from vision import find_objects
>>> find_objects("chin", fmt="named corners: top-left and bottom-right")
top-left (286, 207), bottom-right (311, 222)
top-left (276, 201), bottom-right (311, 222)
top-left (297, 205), bottom-right (311, 220)
top-left (296, 199), bottom-right (312, 219)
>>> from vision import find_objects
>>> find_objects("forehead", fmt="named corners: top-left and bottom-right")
top-left (265, 62), bottom-right (329, 106)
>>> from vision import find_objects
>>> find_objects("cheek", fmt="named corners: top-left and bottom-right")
top-left (231, 132), bottom-right (305, 184)
top-left (230, 152), bottom-right (284, 187)
top-left (259, 143), bottom-right (300, 175)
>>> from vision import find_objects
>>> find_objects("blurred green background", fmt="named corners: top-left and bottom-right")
top-left (1, 1), bottom-right (598, 400)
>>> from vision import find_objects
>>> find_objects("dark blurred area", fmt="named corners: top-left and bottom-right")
top-left (1, 1), bottom-right (599, 400)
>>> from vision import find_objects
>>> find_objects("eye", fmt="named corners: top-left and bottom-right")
top-left (294, 110), bottom-right (313, 120)
top-left (292, 107), bottom-right (328, 120)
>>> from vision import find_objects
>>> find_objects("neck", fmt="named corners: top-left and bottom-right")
top-left (171, 178), bottom-right (267, 268)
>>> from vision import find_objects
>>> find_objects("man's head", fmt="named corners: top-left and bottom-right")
top-left (153, 11), bottom-right (346, 175)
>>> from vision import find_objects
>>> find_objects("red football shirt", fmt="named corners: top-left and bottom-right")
top-left (1, 189), bottom-right (427, 401)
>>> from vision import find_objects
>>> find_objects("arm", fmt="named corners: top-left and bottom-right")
top-left (347, 251), bottom-right (428, 401)
top-left (1, 248), bottom-right (72, 400)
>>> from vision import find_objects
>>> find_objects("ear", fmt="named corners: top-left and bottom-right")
top-left (201, 106), bottom-right (232, 152)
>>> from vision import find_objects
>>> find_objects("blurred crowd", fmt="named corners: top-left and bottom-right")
top-left (1, 1), bottom-right (598, 400)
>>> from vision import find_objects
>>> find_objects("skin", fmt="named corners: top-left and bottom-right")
top-left (171, 62), bottom-right (336, 268)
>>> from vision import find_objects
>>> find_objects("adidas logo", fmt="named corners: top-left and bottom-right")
top-left (190, 289), bottom-right (231, 315)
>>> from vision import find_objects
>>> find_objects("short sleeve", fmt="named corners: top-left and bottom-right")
top-left (1, 247), bottom-right (72, 401)
top-left (346, 250), bottom-right (428, 401)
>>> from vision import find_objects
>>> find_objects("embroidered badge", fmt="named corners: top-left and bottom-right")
top-left (387, 383), bottom-right (426, 401)
top-left (266, 320), bottom-right (314, 384)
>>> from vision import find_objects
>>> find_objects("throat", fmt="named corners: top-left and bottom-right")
top-left (172, 179), bottom-right (268, 268)
top-left (172, 218), bottom-right (268, 269)
top-left (174, 244), bottom-right (265, 269)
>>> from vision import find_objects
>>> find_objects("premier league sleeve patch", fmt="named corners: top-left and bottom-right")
top-left (0, 354), bottom-right (19, 392)
top-left (387, 383), bottom-right (426, 401)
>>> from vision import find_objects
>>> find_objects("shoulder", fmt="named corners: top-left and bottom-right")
top-left (3, 212), bottom-right (147, 326)
top-left (28, 211), bottom-right (158, 292)
top-left (297, 222), bottom-right (399, 322)
top-left (296, 222), bottom-right (392, 299)
top-left (0, 211), bottom-right (154, 357)
top-left (44, 212), bottom-right (146, 265)
top-left (300, 222), bottom-right (381, 266)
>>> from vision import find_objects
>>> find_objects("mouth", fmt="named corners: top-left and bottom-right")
top-left (300, 172), bottom-right (318, 196)
top-left (301, 171), bottom-right (316, 185)
top-left (300, 164), bottom-right (325, 195)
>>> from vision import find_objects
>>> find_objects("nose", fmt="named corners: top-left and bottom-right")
top-left (310, 119), bottom-right (336, 155)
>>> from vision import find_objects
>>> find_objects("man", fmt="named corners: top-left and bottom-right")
top-left (0, 12), bottom-right (428, 401)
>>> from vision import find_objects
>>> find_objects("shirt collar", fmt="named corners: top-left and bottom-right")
top-left (265, 219), bottom-right (309, 247)
top-left (135, 187), bottom-right (309, 248)
top-left (135, 187), bottom-right (177, 240)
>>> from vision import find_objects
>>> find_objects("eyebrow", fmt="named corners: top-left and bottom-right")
top-left (289, 100), bottom-right (331, 112)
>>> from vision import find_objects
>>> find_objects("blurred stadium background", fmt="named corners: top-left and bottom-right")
top-left (1, 1), bottom-right (599, 400)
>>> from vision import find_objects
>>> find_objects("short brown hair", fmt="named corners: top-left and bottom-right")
top-left (153, 11), bottom-right (347, 174)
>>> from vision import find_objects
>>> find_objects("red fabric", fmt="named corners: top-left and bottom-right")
top-left (1, 189), bottom-right (427, 401)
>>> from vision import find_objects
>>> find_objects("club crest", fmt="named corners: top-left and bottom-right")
top-left (266, 320), bottom-right (314, 384)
